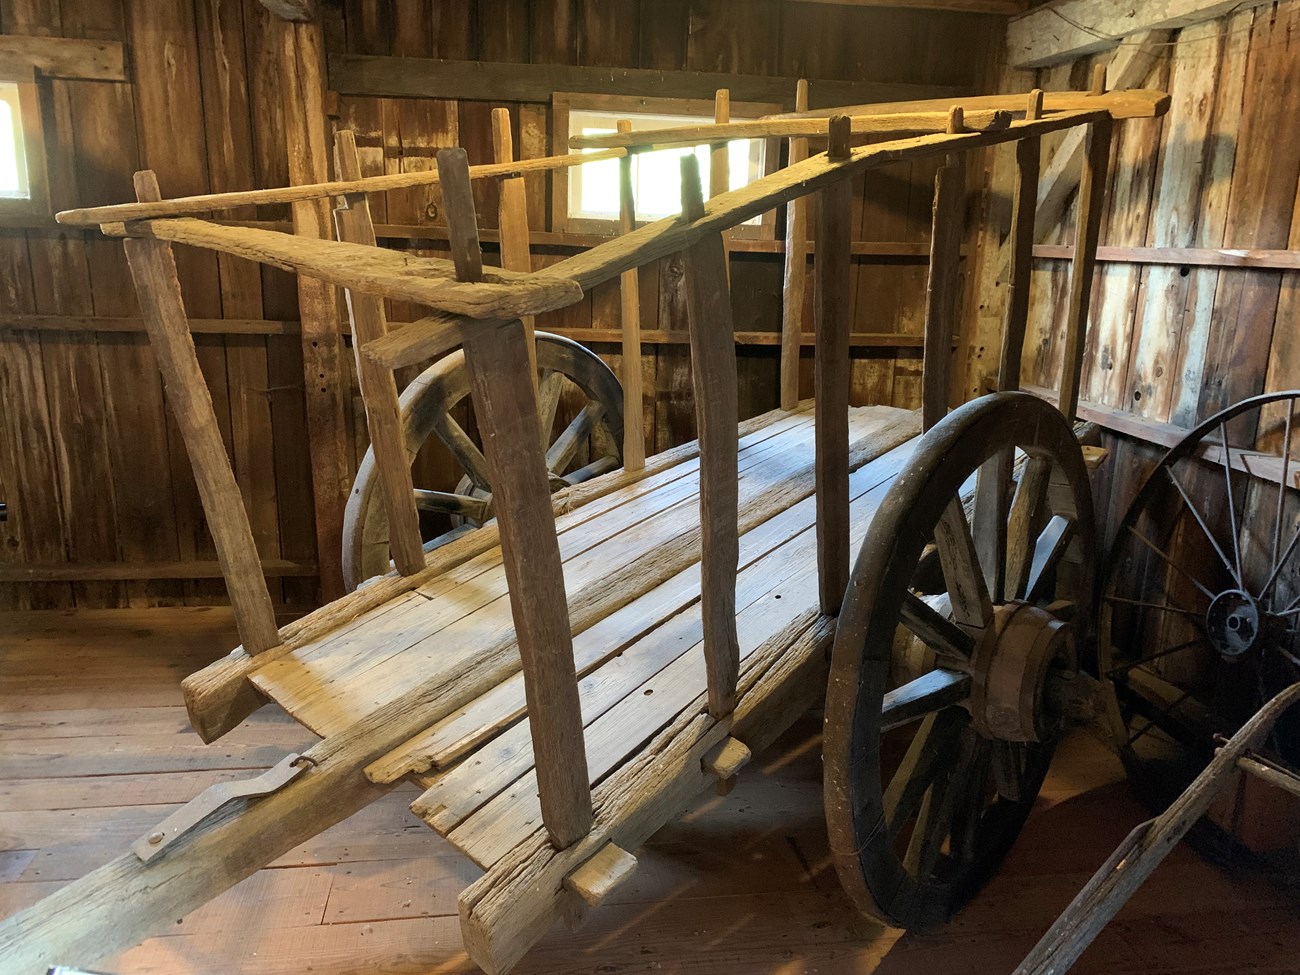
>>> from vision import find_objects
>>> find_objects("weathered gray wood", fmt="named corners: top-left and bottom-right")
top-left (680, 155), bottom-right (741, 719)
top-left (781, 78), bottom-right (811, 411)
top-left (332, 131), bottom-right (425, 577)
top-left (921, 117), bottom-right (965, 431)
top-left (1058, 118), bottom-right (1113, 420)
top-left (815, 118), bottom-right (853, 616)
top-left (123, 171), bottom-right (280, 656)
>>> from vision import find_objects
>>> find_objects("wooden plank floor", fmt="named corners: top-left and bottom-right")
top-left (2, 608), bottom-right (1297, 974)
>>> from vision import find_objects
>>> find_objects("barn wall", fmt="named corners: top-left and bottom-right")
top-left (964, 2), bottom-right (1300, 528)
top-left (0, 0), bottom-right (1002, 610)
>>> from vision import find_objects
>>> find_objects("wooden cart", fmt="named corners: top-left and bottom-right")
top-left (0, 81), bottom-right (1168, 974)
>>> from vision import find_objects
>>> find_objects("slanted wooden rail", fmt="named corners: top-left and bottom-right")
top-left (24, 82), bottom-right (1168, 973)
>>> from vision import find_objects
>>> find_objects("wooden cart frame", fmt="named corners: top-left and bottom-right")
top-left (1, 79), bottom-right (1167, 974)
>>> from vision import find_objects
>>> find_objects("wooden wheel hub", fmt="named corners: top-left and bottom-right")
top-left (971, 602), bottom-right (1074, 743)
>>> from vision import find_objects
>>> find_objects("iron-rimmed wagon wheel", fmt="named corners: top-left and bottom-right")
top-left (1100, 391), bottom-right (1300, 856)
top-left (824, 392), bottom-right (1097, 928)
top-left (343, 332), bottom-right (625, 591)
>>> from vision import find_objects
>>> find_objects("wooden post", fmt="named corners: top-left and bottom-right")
top-left (999, 89), bottom-right (1043, 393)
top-left (617, 118), bottom-right (646, 472)
top-left (780, 78), bottom-right (810, 411)
top-left (680, 154), bottom-right (741, 719)
top-left (331, 130), bottom-right (425, 577)
top-left (815, 117), bottom-right (853, 617)
top-left (123, 171), bottom-right (280, 655)
top-left (1057, 116), bottom-right (1113, 419)
top-left (921, 107), bottom-right (966, 432)
top-left (439, 146), bottom-right (592, 850)
top-left (279, 18), bottom-right (350, 601)
top-left (491, 107), bottom-right (538, 390)
top-left (712, 88), bottom-right (732, 284)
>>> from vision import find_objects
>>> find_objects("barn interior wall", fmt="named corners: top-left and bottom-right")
top-left (0, 0), bottom-right (1003, 610)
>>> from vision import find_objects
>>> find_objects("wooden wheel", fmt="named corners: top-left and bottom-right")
top-left (824, 392), bottom-right (1096, 928)
top-left (1101, 391), bottom-right (1300, 857)
top-left (342, 332), bottom-right (625, 590)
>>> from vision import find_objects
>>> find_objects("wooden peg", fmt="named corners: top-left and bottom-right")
top-left (1090, 62), bottom-right (1107, 96)
top-left (946, 106), bottom-right (964, 134)
top-left (680, 153), bottom-right (705, 221)
top-left (435, 147), bottom-right (483, 283)
top-left (563, 843), bottom-right (638, 907)
top-left (827, 114), bottom-right (852, 161)
top-left (1026, 88), bottom-right (1044, 122)
top-left (703, 736), bottom-right (752, 795)
top-left (711, 88), bottom-right (731, 201)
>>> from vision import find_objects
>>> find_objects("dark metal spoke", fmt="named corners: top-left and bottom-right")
top-left (1164, 465), bottom-right (1240, 588)
top-left (1271, 398), bottom-right (1295, 595)
top-left (1126, 525), bottom-right (1216, 600)
top-left (1127, 686), bottom-right (1194, 746)
top-left (900, 592), bottom-right (976, 660)
top-left (881, 669), bottom-right (973, 731)
top-left (1104, 594), bottom-right (1203, 618)
top-left (1106, 636), bottom-right (1207, 678)
top-left (1219, 422), bottom-right (1244, 587)
top-left (1024, 514), bottom-right (1077, 603)
top-left (1258, 520), bottom-right (1300, 606)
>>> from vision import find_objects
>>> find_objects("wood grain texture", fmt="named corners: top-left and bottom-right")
top-left (122, 172), bottom-right (280, 656)
top-left (780, 77), bottom-right (811, 411)
top-left (617, 118), bottom-right (646, 472)
top-left (922, 159), bottom-right (965, 430)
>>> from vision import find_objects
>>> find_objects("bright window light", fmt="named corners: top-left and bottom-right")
top-left (0, 83), bottom-right (30, 200)
top-left (568, 109), bottom-right (764, 226)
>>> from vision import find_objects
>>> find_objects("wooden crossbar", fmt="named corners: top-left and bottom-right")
top-left (761, 87), bottom-right (1170, 121)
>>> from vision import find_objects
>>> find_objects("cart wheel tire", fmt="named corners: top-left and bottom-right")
top-left (824, 392), bottom-right (1097, 928)
top-left (342, 332), bottom-right (625, 591)
top-left (1100, 391), bottom-right (1300, 863)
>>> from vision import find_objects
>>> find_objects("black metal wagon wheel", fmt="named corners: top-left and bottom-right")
top-left (824, 392), bottom-right (1098, 928)
top-left (1101, 391), bottom-right (1300, 853)
top-left (342, 332), bottom-right (625, 590)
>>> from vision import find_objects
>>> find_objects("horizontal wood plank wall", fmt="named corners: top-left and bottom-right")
top-left (0, 0), bottom-right (1001, 610)
top-left (963, 3), bottom-right (1300, 533)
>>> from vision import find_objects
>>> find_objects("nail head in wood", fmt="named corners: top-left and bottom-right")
top-left (562, 842), bottom-right (638, 907)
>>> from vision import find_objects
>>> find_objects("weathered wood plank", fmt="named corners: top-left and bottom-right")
top-left (616, 117), bottom-right (646, 472)
top-left (780, 78), bottom-right (811, 411)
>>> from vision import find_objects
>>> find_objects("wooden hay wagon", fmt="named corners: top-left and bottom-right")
top-left (0, 79), bottom-right (1168, 974)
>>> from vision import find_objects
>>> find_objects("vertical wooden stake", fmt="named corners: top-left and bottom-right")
top-left (124, 171), bottom-right (280, 654)
top-left (617, 118), bottom-right (646, 472)
top-left (491, 108), bottom-right (539, 395)
top-left (1058, 117), bottom-right (1112, 419)
top-left (280, 18), bottom-right (350, 602)
top-left (332, 131), bottom-right (425, 577)
top-left (780, 78), bottom-right (810, 411)
top-left (999, 89), bottom-right (1043, 394)
top-left (439, 149), bottom-right (591, 850)
top-left (921, 112), bottom-right (966, 432)
top-left (815, 117), bottom-right (853, 616)
top-left (712, 89), bottom-right (732, 285)
top-left (1090, 62), bottom-right (1108, 96)
top-left (681, 154), bottom-right (740, 718)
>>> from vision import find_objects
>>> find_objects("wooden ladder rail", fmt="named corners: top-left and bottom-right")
top-left (331, 130), bottom-right (425, 578)
top-left (123, 170), bottom-right (281, 656)
top-left (436, 146), bottom-right (594, 851)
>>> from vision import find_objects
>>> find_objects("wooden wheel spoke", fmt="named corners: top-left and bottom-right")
top-left (562, 455), bottom-right (619, 486)
top-left (972, 448), bottom-right (1012, 602)
top-left (1164, 465), bottom-right (1240, 588)
top-left (884, 708), bottom-right (966, 835)
top-left (413, 489), bottom-right (490, 522)
top-left (935, 500), bottom-right (993, 631)
top-left (950, 737), bottom-right (991, 864)
top-left (901, 592), bottom-right (976, 660)
top-left (546, 401), bottom-right (605, 475)
top-left (991, 740), bottom-right (1025, 802)
top-left (536, 369), bottom-right (565, 446)
top-left (1006, 455), bottom-right (1052, 600)
top-left (432, 413), bottom-right (493, 491)
top-left (882, 669), bottom-right (972, 731)
top-left (1024, 514), bottom-right (1077, 604)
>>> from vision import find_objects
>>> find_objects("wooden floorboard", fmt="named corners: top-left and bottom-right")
top-left (2, 607), bottom-right (1297, 974)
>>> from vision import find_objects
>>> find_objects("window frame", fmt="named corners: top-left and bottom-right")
top-left (0, 61), bottom-right (48, 222)
top-left (551, 92), bottom-right (782, 239)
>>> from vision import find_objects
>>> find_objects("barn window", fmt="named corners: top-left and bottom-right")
top-left (551, 93), bottom-right (782, 237)
top-left (0, 68), bottom-right (47, 216)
